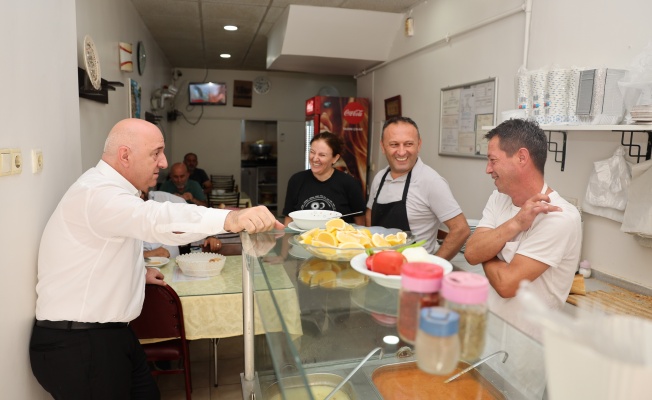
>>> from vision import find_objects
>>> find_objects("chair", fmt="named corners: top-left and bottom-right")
top-left (209, 192), bottom-right (240, 208)
top-left (130, 284), bottom-right (192, 400)
top-left (210, 174), bottom-right (233, 182)
top-left (210, 175), bottom-right (236, 192)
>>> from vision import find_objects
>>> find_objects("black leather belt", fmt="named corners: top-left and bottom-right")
top-left (35, 320), bottom-right (128, 330)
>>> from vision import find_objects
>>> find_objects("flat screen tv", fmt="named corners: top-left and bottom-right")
top-left (188, 82), bottom-right (227, 105)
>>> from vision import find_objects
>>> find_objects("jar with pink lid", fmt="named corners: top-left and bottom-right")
top-left (441, 271), bottom-right (489, 361)
top-left (397, 262), bottom-right (444, 344)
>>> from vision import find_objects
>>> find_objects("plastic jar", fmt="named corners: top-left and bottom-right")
top-left (416, 307), bottom-right (460, 375)
top-left (441, 271), bottom-right (489, 361)
top-left (397, 262), bottom-right (444, 344)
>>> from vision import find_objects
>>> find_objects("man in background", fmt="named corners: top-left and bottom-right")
top-left (30, 118), bottom-right (282, 399)
top-left (184, 152), bottom-right (212, 195)
top-left (463, 118), bottom-right (581, 340)
top-left (365, 116), bottom-right (470, 259)
top-left (160, 162), bottom-right (207, 206)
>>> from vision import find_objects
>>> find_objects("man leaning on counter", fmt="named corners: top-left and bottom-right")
top-left (464, 118), bottom-right (582, 340)
top-left (29, 118), bottom-right (283, 400)
top-left (366, 116), bottom-right (470, 260)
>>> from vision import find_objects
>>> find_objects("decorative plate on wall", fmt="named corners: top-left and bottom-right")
top-left (137, 41), bottom-right (147, 75)
top-left (83, 35), bottom-right (101, 90)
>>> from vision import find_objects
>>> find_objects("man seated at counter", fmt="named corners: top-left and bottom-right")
top-left (365, 116), bottom-right (470, 259)
top-left (29, 118), bottom-right (282, 399)
top-left (283, 132), bottom-right (366, 226)
top-left (160, 162), bottom-right (208, 206)
top-left (184, 152), bottom-right (212, 195)
top-left (463, 118), bottom-right (582, 340)
top-left (140, 188), bottom-right (222, 258)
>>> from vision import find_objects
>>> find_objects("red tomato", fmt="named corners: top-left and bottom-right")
top-left (365, 254), bottom-right (375, 270)
top-left (370, 251), bottom-right (406, 276)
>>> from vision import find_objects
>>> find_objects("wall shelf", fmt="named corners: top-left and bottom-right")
top-left (483, 124), bottom-right (652, 171)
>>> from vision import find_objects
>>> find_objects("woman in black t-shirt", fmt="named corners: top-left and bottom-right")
top-left (283, 132), bottom-right (366, 226)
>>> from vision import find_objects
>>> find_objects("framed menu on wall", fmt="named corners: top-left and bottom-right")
top-left (439, 77), bottom-right (497, 158)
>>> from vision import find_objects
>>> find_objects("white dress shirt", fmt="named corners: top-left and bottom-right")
top-left (36, 160), bottom-right (230, 323)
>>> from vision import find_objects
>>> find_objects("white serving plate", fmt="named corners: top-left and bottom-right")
top-left (145, 257), bottom-right (169, 267)
top-left (349, 253), bottom-right (453, 289)
top-left (287, 222), bottom-right (307, 233)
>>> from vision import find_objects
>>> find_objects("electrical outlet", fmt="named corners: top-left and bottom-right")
top-left (10, 149), bottom-right (22, 174)
top-left (0, 149), bottom-right (11, 176)
top-left (32, 149), bottom-right (43, 173)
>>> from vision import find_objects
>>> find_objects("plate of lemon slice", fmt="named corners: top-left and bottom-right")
top-left (289, 219), bottom-right (414, 261)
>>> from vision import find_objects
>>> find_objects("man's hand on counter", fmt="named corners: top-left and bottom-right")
top-left (224, 206), bottom-right (284, 233)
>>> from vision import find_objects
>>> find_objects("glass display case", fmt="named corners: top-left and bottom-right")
top-left (240, 231), bottom-right (545, 400)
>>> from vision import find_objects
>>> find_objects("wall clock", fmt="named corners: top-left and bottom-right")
top-left (137, 41), bottom-right (147, 75)
top-left (253, 76), bottom-right (271, 94)
top-left (83, 35), bottom-right (102, 90)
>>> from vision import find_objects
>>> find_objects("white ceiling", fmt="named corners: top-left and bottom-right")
top-left (130, 0), bottom-right (423, 74)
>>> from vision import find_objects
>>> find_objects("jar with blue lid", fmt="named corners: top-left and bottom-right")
top-left (416, 307), bottom-right (460, 375)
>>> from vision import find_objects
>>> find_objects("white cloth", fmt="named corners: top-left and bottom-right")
top-left (148, 190), bottom-right (187, 204)
top-left (143, 191), bottom-right (188, 257)
top-left (477, 189), bottom-right (582, 341)
top-left (36, 160), bottom-right (230, 323)
top-left (366, 158), bottom-right (463, 253)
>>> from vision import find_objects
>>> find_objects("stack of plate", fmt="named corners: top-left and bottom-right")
top-left (630, 104), bottom-right (652, 123)
top-left (461, 219), bottom-right (480, 253)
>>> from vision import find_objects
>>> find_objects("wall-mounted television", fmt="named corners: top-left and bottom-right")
top-left (188, 82), bottom-right (227, 105)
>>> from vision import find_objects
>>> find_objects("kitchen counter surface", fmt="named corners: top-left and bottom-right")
top-left (451, 252), bottom-right (652, 321)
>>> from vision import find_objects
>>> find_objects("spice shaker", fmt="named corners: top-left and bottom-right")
top-left (416, 307), bottom-right (460, 375)
top-left (397, 262), bottom-right (444, 344)
top-left (441, 271), bottom-right (489, 361)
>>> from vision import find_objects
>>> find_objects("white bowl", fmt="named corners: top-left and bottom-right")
top-left (288, 210), bottom-right (343, 230)
top-left (349, 253), bottom-right (453, 289)
top-left (176, 252), bottom-right (226, 277)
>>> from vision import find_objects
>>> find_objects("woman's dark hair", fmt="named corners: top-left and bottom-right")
top-left (311, 132), bottom-right (343, 157)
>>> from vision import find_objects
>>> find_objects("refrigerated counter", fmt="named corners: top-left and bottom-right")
top-left (239, 232), bottom-right (546, 400)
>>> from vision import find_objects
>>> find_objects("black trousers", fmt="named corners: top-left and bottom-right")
top-left (29, 322), bottom-right (159, 400)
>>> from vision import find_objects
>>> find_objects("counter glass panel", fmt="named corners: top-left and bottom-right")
top-left (241, 231), bottom-right (545, 400)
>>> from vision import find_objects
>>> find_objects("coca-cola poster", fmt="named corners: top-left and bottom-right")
top-left (311, 96), bottom-right (370, 192)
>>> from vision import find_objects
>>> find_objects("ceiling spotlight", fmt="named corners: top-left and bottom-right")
top-left (224, 25), bottom-right (238, 31)
top-left (220, 54), bottom-right (231, 59)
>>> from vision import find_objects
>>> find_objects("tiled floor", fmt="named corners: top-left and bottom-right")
top-left (157, 336), bottom-right (244, 400)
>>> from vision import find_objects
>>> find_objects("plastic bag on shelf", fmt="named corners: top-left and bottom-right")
top-left (619, 42), bottom-right (652, 124)
top-left (515, 65), bottom-right (531, 118)
top-left (530, 66), bottom-right (550, 125)
top-left (546, 64), bottom-right (571, 125)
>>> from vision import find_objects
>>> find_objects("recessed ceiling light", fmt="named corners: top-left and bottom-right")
top-left (224, 25), bottom-right (238, 31)
top-left (220, 54), bottom-right (231, 59)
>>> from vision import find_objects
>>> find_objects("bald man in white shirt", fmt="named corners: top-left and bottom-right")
top-left (29, 118), bottom-right (283, 399)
